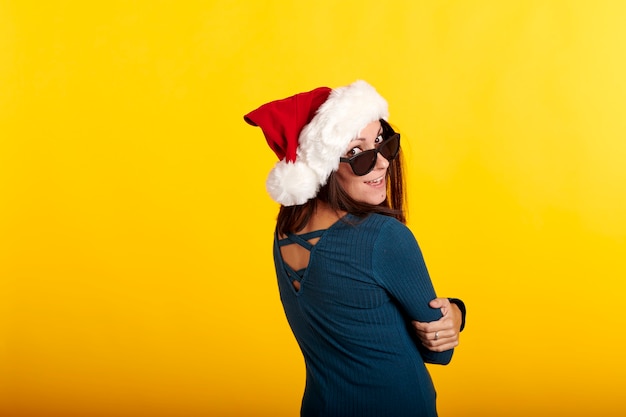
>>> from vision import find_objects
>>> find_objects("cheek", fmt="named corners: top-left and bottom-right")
top-left (335, 166), bottom-right (355, 190)
top-left (336, 169), bottom-right (369, 202)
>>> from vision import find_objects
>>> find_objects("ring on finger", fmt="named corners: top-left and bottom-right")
top-left (434, 331), bottom-right (439, 340)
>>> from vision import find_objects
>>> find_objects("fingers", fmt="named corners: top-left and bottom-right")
top-left (411, 315), bottom-right (455, 333)
top-left (428, 297), bottom-right (451, 310)
top-left (414, 328), bottom-right (449, 345)
top-left (412, 297), bottom-right (462, 352)
top-left (411, 320), bottom-right (432, 332)
top-left (417, 329), bottom-right (459, 352)
top-left (414, 298), bottom-right (453, 331)
top-left (425, 340), bottom-right (459, 352)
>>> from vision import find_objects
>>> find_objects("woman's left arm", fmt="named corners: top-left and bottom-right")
top-left (412, 298), bottom-right (466, 352)
top-left (373, 220), bottom-right (455, 364)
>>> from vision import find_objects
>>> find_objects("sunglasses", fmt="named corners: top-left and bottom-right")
top-left (339, 120), bottom-right (401, 176)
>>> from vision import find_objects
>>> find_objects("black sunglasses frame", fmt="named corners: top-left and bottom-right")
top-left (339, 119), bottom-right (401, 176)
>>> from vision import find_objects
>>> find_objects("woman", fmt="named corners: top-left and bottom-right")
top-left (245, 80), bottom-right (465, 417)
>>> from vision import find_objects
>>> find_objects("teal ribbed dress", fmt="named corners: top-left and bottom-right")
top-left (274, 213), bottom-right (453, 417)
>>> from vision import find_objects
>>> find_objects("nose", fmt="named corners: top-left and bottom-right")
top-left (375, 151), bottom-right (390, 170)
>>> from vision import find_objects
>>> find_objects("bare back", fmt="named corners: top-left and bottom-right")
top-left (278, 202), bottom-right (345, 291)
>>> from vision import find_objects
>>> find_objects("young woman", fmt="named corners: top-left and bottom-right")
top-left (245, 80), bottom-right (466, 417)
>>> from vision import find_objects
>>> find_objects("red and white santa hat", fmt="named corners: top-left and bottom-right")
top-left (244, 80), bottom-right (389, 206)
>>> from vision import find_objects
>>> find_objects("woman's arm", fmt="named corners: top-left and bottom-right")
top-left (373, 220), bottom-right (454, 365)
top-left (412, 298), bottom-right (465, 352)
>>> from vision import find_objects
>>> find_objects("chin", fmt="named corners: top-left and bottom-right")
top-left (361, 193), bottom-right (387, 206)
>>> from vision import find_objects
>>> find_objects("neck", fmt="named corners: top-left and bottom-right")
top-left (305, 200), bottom-right (345, 232)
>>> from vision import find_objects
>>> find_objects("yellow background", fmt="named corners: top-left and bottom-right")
top-left (1, 1), bottom-right (625, 416)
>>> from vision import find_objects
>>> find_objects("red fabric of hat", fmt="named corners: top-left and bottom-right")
top-left (244, 87), bottom-right (332, 163)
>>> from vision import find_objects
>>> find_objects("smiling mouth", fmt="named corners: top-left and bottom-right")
top-left (365, 176), bottom-right (384, 185)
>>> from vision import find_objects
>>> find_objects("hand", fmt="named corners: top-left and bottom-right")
top-left (412, 298), bottom-right (462, 352)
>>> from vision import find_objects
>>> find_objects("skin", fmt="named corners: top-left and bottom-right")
top-left (335, 120), bottom-right (390, 206)
top-left (335, 120), bottom-right (463, 351)
top-left (413, 298), bottom-right (462, 352)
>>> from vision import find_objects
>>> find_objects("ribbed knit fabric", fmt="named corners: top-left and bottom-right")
top-left (273, 213), bottom-right (453, 417)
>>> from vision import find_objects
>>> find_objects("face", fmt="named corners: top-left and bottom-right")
top-left (336, 120), bottom-right (389, 205)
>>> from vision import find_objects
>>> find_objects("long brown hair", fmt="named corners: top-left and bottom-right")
top-left (276, 149), bottom-right (407, 235)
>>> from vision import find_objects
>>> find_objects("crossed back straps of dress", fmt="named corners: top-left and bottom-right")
top-left (278, 230), bottom-right (326, 291)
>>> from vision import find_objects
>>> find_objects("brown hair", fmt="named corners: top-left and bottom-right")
top-left (276, 150), bottom-right (407, 235)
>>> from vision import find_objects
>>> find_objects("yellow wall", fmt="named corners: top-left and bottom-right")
top-left (2, 1), bottom-right (625, 416)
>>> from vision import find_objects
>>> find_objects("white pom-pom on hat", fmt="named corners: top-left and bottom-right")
top-left (266, 160), bottom-right (320, 207)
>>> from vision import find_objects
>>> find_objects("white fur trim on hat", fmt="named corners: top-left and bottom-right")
top-left (267, 80), bottom-right (389, 206)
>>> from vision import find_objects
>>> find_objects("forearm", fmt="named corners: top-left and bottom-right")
top-left (418, 343), bottom-right (454, 365)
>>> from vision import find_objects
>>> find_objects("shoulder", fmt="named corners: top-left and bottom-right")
top-left (362, 215), bottom-right (424, 264)
top-left (340, 213), bottom-right (411, 232)
top-left (369, 215), bottom-right (430, 284)
top-left (366, 214), bottom-right (415, 241)
top-left (339, 214), bottom-right (417, 250)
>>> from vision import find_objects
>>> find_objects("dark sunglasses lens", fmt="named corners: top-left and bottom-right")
top-left (351, 150), bottom-right (377, 176)
top-left (380, 134), bottom-right (400, 161)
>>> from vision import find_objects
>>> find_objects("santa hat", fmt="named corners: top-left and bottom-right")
top-left (244, 80), bottom-right (389, 206)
